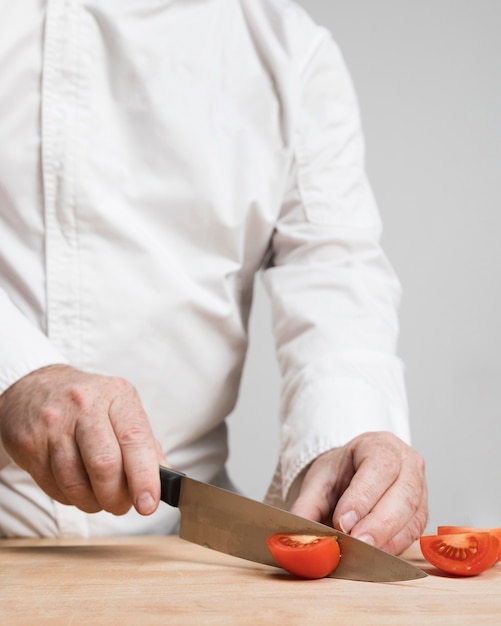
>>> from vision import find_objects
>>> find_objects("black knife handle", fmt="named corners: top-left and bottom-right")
top-left (159, 466), bottom-right (185, 507)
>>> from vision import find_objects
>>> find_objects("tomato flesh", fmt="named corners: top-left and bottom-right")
top-left (266, 534), bottom-right (341, 579)
top-left (437, 526), bottom-right (501, 562)
top-left (420, 532), bottom-right (499, 576)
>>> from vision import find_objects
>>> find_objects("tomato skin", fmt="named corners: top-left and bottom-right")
top-left (437, 526), bottom-right (501, 562)
top-left (266, 534), bottom-right (341, 579)
top-left (420, 532), bottom-right (499, 576)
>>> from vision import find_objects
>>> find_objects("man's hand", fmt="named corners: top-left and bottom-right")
top-left (289, 432), bottom-right (428, 555)
top-left (0, 364), bottom-right (165, 516)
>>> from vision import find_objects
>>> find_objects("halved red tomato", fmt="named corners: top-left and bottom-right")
top-left (266, 534), bottom-right (341, 579)
top-left (437, 526), bottom-right (501, 562)
top-left (420, 532), bottom-right (499, 576)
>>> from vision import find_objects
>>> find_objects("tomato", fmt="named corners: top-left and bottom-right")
top-left (266, 534), bottom-right (341, 579)
top-left (420, 532), bottom-right (499, 576)
top-left (437, 526), bottom-right (501, 562)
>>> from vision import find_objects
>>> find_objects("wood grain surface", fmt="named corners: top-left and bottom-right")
top-left (1, 536), bottom-right (500, 625)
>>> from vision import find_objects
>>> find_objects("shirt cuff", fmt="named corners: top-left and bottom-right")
top-left (265, 352), bottom-right (410, 507)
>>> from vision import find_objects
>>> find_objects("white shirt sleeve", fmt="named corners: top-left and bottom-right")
top-left (262, 28), bottom-right (410, 506)
top-left (0, 290), bottom-right (67, 394)
top-left (0, 289), bottom-right (68, 468)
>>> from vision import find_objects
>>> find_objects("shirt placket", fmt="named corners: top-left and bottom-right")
top-left (42, 0), bottom-right (82, 365)
top-left (41, 0), bottom-right (89, 537)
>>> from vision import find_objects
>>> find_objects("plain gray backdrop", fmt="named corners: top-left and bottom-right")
top-left (227, 0), bottom-right (501, 532)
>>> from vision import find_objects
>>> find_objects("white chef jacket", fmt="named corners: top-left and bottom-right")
top-left (0, 0), bottom-right (410, 538)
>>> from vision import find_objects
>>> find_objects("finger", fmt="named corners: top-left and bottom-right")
top-left (332, 442), bottom-right (401, 536)
top-left (0, 427), bottom-right (73, 507)
top-left (75, 412), bottom-right (131, 515)
top-left (289, 481), bottom-right (334, 526)
top-left (3, 410), bottom-right (81, 509)
top-left (380, 483), bottom-right (429, 555)
top-left (27, 455), bottom-right (74, 508)
top-left (288, 445), bottom-right (356, 524)
top-left (32, 477), bottom-right (73, 508)
top-left (108, 380), bottom-right (160, 516)
top-left (49, 434), bottom-right (102, 513)
top-left (339, 456), bottom-right (425, 551)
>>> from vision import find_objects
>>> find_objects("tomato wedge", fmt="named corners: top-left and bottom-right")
top-left (266, 534), bottom-right (341, 579)
top-left (420, 532), bottom-right (499, 576)
top-left (437, 526), bottom-right (501, 562)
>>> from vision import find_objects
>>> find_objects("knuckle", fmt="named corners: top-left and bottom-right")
top-left (107, 376), bottom-right (136, 397)
top-left (415, 495), bottom-right (429, 535)
top-left (360, 430), bottom-right (399, 448)
top-left (415, 452), bottom-right (426, 475)
top-left (379, 454), bottom-right (399, 477)
top-left (126, 463), bottom-right (155, 488)
top-left (401, 479), bottom-right (422, 515)
top-left (382, 431), bottom-right (402, 446)
top-left (86, 451), bottom-right (121, 477)
top-left (375, 512), bottom-right (398, 538)
top-left (406, 513), bottom-right (428, 546)
top-left (67, 383), bottom-right (95, 413)
top-left (39, 405), bottom-right (65, 429)
top-left (386, 529), bottom-right (414, 556)
top-left (117, 422), bottom-right (150, 447)
top-left (11, 431), bottom-right (38, 458)
top-left (414, 512), bottom-right (427, 538)
top-left (57, 477), bottom-right (102, 514)
top-left (353, 481), bottom-right (380, 512)
top-left (64, 479), bottom-right (93, 501)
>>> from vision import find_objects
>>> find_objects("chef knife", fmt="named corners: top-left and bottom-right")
top-left (159, 466), bottom-right (426, 582)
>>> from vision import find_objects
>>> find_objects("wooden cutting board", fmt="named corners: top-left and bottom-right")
top-left (1, 536), bottom-right (500, 625)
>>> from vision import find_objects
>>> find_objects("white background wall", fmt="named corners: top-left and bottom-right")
top-left (228, 0), bottom-right (501, 532)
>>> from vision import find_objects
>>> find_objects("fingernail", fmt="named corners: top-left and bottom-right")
top-left (137, 492), bottom-right (155, 515)
top-left (355, 534), bottom-right (376, 547)
top-left (340, 510), bottom-right (359, 534)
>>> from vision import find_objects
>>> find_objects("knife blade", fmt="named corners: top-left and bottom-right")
top-left (159, 466), bottom-right (426, 582)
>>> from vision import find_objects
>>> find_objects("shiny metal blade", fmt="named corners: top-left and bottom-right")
top-left (177, 476), bottom-right (426, 582)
